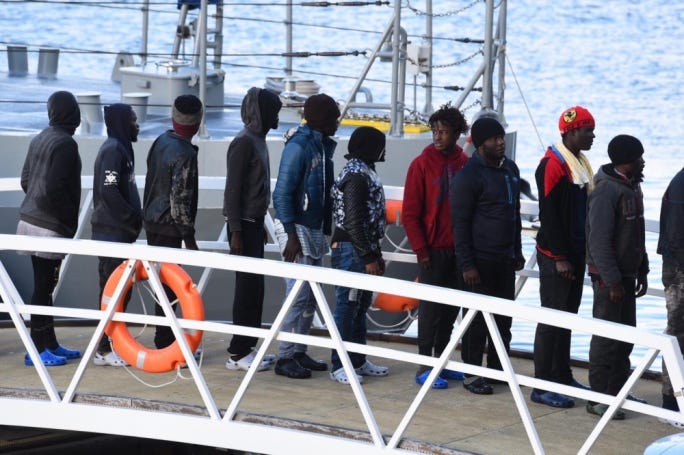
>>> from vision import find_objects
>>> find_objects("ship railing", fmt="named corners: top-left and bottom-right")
top-left (0, 177), bottom-right (680, 454)
top-left (0, 234), bottom-right (681, 455)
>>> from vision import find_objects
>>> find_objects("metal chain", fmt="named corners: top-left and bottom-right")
top-left (405, 48), bottom-right (481, 69)
top-left (405, 0), bottom-right (483, 17)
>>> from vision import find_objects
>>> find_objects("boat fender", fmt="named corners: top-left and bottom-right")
top-left (101, 261), bottom-right (204, 373)
top-left (385, 199), bottom-right (403, 225)
top-left (373, 277), bottom-right (420, 312)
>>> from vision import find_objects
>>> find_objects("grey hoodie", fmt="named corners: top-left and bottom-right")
top-left (586, 164), bottom-right (649, 286)
top-left (223, 87), bottom-right (282, 231)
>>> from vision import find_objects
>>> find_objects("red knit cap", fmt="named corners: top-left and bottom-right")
top-left (558, 106), bottom-right (595, 134)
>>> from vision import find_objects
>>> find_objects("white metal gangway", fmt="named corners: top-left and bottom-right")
top-left (0, 177), bottom-right (682, 454)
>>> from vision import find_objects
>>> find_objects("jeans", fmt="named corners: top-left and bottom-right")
top-left (588, 276), bottom-right (636, 396)
top-left (533, 252), bottom-right (585, 390)
top-left (227, 219), bottom-right (266, 356)
top-left (460, 257), bottom-right (515, 374)
top-left (330, 242), bottom-right (371, 372)
top-left (662, 261), bottom-right (684, 397)
top-left (277, 254), bottom-right (321, 359)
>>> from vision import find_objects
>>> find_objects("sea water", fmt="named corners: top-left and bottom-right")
top-left (2, 0), bottom-right (684, 369)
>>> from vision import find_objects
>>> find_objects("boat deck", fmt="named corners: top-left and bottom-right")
top-left (0, 324), bottom-right (676, 454)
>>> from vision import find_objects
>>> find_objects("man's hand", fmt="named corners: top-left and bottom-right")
top-left (365, 261), bottom-right (383, 276)
top-left (609, 282), bottom-right (625, 303)
top-left (555, 260), bottom-right (575, 280)
top-left (515, 255), bottom-right (526, 272)
top-left (229, 231), bottom-right (243, 255)
top-left (419, 257), bottom-right (431, 270)
top-left (635, 274), bottom-right (648, 298)
top-left (463, 268), bottom-right (481, 287)
top-left (184, 237), bottom-right (199, 251)
top-left (283, 233), bottom-right (302, 262)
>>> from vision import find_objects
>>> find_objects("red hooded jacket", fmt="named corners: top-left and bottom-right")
top-left (402, 144), bottom-right (468, 261)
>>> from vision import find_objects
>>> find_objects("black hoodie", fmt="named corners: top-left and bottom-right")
top-left (19, 91), bottom-right (82, 237)
top-left (90, 104), bottom-right (143, 242)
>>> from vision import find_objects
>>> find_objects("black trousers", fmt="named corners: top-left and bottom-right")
top-left (97, 255), bottom-right (130, 352)
top-left (29, 256), bottom-right (61, 352)
top-left (145, 232), bottom-right (183, 349)
top-left (533, 252), bottom-right (585, 391)
top-left (588, 276), bottom-right (636, 397)
top-left (460, 257), bottom-right (515, 373)
top-left (227, 219), bottom-right (266, 356)
top-left (416, 249), bottom-right (460, 375)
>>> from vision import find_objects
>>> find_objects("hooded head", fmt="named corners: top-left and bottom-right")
top-left (241, 87), bottom-right (282, 135)
top-left (104, 103), bottom-right (138, 144)
top-left (304, 93), bottom-right (340, 136)
top-left (172, 94), bottom-right (203, 138)
top-left (48, 90), bottom-right (80, 133)
top-left (471, 117), bottom-right (505, 148)
top-left (345, 126), bottom-right (386, 164)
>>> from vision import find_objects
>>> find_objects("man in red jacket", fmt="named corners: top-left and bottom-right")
top-left (402, 102), bottom-right (468, 389)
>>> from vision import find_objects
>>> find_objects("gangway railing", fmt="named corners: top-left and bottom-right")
top-left (0, 234), bottom-right (681, 454)
top-left (0, 177), bottom-right (680, 454)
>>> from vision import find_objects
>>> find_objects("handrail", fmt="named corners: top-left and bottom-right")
top-left (0, 177), bottom-right (679, 454)
top-left (0, 234), bottom-right (681, 454)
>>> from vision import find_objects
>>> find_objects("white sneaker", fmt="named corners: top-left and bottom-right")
top-left (355, 359), bottom-right (389, 377)
top-left (658, 417), bottom-right (684, 429)
top-left (225, 351), bottom-right (270, 372)
top-left (93, 351), bottom-right (128, 367)
top-left (330, 367), bottom-right (364, 385)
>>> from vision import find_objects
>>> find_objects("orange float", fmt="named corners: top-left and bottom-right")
top-left (101, 261), bottom-right (204, 373)
top-left (385, 199), bottom-right (403, 225)
top-left (373, 277), bottom-right (420, 312)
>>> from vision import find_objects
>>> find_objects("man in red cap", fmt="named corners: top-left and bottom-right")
top-left (531, 106), bottom-right (595, 408)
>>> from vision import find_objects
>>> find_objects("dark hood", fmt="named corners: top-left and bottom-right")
top-left (47, 91), bottom-right (81, 131)
top-left (104, 103), bottom-right (134, 147)
top-left (241, 87), bottom-right (282, 135)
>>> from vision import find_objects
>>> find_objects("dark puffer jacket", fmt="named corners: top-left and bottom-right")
top-left (91, 104), bottom-right (142, 242)
top-left (451, 151), bottom-right (523, 271)
top-left (142, 131), bottom-right (198, 242)
top-left (19, 91), bottom-right (82, 238)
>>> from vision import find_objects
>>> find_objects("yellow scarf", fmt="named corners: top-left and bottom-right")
top-left (554, 141), bottom-right (594, 193)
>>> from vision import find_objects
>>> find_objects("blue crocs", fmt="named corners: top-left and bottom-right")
top-left (530, 390), bottom-right (574, 408)
top-left (49, 345), bottom-right (82, 360)
top-left (25, 350), bottom-right (67, 367)
top-left (416, 370), bottom-right (448, 389)
top-left (440, 369), bottom-right (465, 381)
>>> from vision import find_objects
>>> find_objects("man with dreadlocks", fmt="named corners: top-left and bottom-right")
top-left (402, 102), bottom-right (469, 389)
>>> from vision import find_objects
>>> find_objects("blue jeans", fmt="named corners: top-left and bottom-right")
top-left (278, 254), bottom-right (322, 359)
top-left (330, 242), bottom-right (371, 372)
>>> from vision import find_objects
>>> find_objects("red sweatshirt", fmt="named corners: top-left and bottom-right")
top-left (402, 144), bottom-right (468, 261)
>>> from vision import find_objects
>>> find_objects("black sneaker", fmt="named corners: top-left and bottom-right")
top-left (274, 358), bottom-right (311, 379)
top-left (463, 377), bottom-right (493, 395)
top-left (293, 352), bottom-right (328, 371)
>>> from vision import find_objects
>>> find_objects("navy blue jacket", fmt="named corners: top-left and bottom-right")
top-left (451, 151), bottom-right (523, 271)
top-left (91, 104), bottom-right (142, 242)
top-left (273, 124), bottom-right (336, 235)
top-left (658, 167), bottom-right (684, 268)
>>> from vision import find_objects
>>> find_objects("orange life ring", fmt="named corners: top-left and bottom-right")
top-left (385, 199), bottom-right (403, 225)
top-left (101, 261), bottom-right (204, 373)
top-left (373, 277), bottom-right (420, 312)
